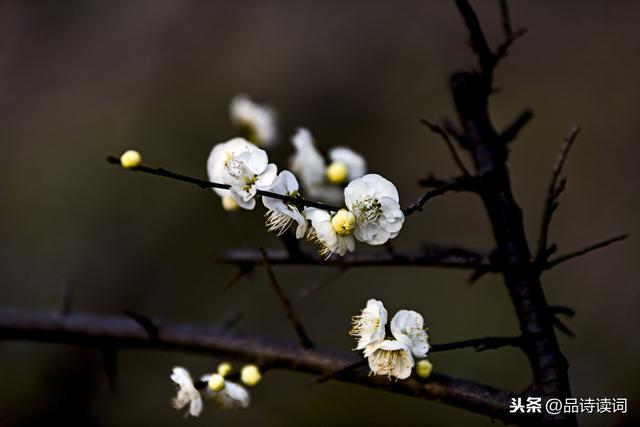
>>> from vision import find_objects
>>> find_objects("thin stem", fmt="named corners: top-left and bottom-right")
top-left (260, 248), bottom-right (314, 349)
top-left (106, 156), bottom-right (342, 212)
top-left (545, 234), bottom-right (629, 270)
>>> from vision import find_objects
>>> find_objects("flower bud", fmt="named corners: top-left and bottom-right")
top-left (221, 195), bottom-right (239, 211)
top-left (326, 161), bottom-right (349, 184)
top-left (331, 209), bottom-right (356, 236)
top-left (207, 373), bottom-right (226, 392)
top-left (217, 362), bottom-right (232, 377)
top-left (240, 364), bottom-right (261, 386)
top-left (415, 359), bottom-right (433, 378)
top-left (120, 150), bottom-right (141, 169)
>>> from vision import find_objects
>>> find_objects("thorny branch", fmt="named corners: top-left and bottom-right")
top-left (536, 126), bottom-right (581, 264)
top-left (213, 246), bottom-right (494, 270)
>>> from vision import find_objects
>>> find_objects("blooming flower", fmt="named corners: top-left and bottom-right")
top-left (207, 137), bottom-right (260, 199)
top-left (170, 367), bottom-right (203, 417)
top-left (344, 174), bottom-right (404, 245)
top-left (222, 147), bottom-right (278, 210)
top-left (363, 339), bottom-right (414, 380)
top-left (201, 375), bottom-right (251, 410)
top-left (290, 128), bottom-right (326, 191)
top-left (262, 170), bottom-right (308, 238)
top-left (230, 94), bottom-right (277, 147)
top-left (304, 208), bottom-right (355, 258)
top-left (390, 310), bottom-right (430, 358)
top-left (350, 299), bottom-right (387, 350)
top-left (290, 128), bottom-right (366, 204)
top-left (327, 147), bottom-right (366, 184)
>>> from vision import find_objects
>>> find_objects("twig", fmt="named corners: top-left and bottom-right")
top-left (106, 156), bottom-right (341, 212)
top-left (402, 178), bottom-right (478, 216)
top-left (298, 267), bottom-right (348, 299)
top-left (259, 248), bottom-right (314, 349)
top-left (221, 268), bottom-right (250, 293)
top-left (420, 119), bottom-right (470, 176)
top-left (500, 109), bottom-right (534, 144)
top-left (545, 234), bottom-right (629, 270)
top-left (498, 0), bottom-right (513, 37)
top-left (431, 336), bottom-right (523, 353)
top-left (0, 307), bottom-right (525, 424)
top-left (536, 126), bottom-right (581, 263)
top-left (214, 247), bottom-right (493, 270)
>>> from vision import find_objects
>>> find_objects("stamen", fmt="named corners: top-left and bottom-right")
top-left (265, 210), bottom-right (294, 235)
top-left (352, 195), bottom-right (382, 226)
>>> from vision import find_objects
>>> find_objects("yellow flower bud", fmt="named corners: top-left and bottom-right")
top-left (331, 209), bottom-right (356, 236)
top-left (120, 150), bottom-right (141, 169)
top-left (416, 359), bottom-right (433, 378)
top-left (221, 195), bottom-right (239, 211)
top-left (217, 362), bottom-right (232, 377)
top-left (240, 364), bottom-right (261, 386)
top-left (326, 161), bottom-right (349, 185)
top-left (207, 373), bottom-right (225, 392)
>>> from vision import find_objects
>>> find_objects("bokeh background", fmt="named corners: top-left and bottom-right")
top-left (0, 1), bottom-right (638, 426)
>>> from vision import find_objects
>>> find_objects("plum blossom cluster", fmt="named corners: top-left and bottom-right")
top-left (206, 94), bottom-right (405, 258)
top-left (350, 299), bottom-right (431, 380)
top-left (170, 363), bottom-right (261, 418)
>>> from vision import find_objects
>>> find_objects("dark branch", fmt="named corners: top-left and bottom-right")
top-left (214, 246), bottom-right (493, 270)
top-left (122, 309), bottom-right (159, 339)
top-left (402, 177), bottom-right (478, 216)
top-left (106, 156), bottom-right (342, 212)
top-left (536, 126), bottom-right (581, 263)
top-left (545, 234), bottom-right (629, 270)
top-left (420, 119), bottom-right (470, 176)
top-left (500, 109), bottom-right (534, 144)
top-left (260, 248), bottom-right (314, 349)
top-left (0, 307), bottom-right (527, 424)
top-left (454, 0), bottom-right (494, 74)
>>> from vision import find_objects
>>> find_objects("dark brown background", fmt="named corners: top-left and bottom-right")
top-left (0, 1), bottom-right (637, 426)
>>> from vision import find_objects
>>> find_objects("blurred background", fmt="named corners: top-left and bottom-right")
top-left (0, 1), bottom-right (638, 426)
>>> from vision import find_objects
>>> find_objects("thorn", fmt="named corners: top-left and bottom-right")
top-left (58, 281), bottom-right (71, 316)
top-left (99, 347), bottom-right (118, 394)
top-left (220, 310), bottom-right (243, 330)
top-left (122, 309), bottom-right (159, 339)
top-left (552, 315), bottom-right (575, 338)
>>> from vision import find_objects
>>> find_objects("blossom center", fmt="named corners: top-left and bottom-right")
top-left (225, 157), bottom-right (257, 190)
top-left (352, 196), bottom-right (382, 226)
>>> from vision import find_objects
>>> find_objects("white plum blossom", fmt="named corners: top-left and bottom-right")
top-left (390, 310), bottom-right (430, 358)
top-left (207, 137), bottom-right (259, 197)
top-left (290, 128), bottom-right (366, 204)
top-left (328, 147), bottom-right (366, 184)
top-left (201, 374), bottom-right (251, 410)
top-left (230, 94), bottom-right (277, 147)
top-left (290, 128), bottom-right (326, 191)
top-left (304, 207), bottom-right (355, 258)
top-left (350, 299), bottom-right (388, 350)
top-left (170, 367), bottom-right (203, 417)
top-left (222, 147), bottom-right (278, 210)
top-left (344, 174), bottom-right (404, 245)
top-left (363, 339), bottom-right (415, 380)
top-left (262, 170), bottom-right (308, 238)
